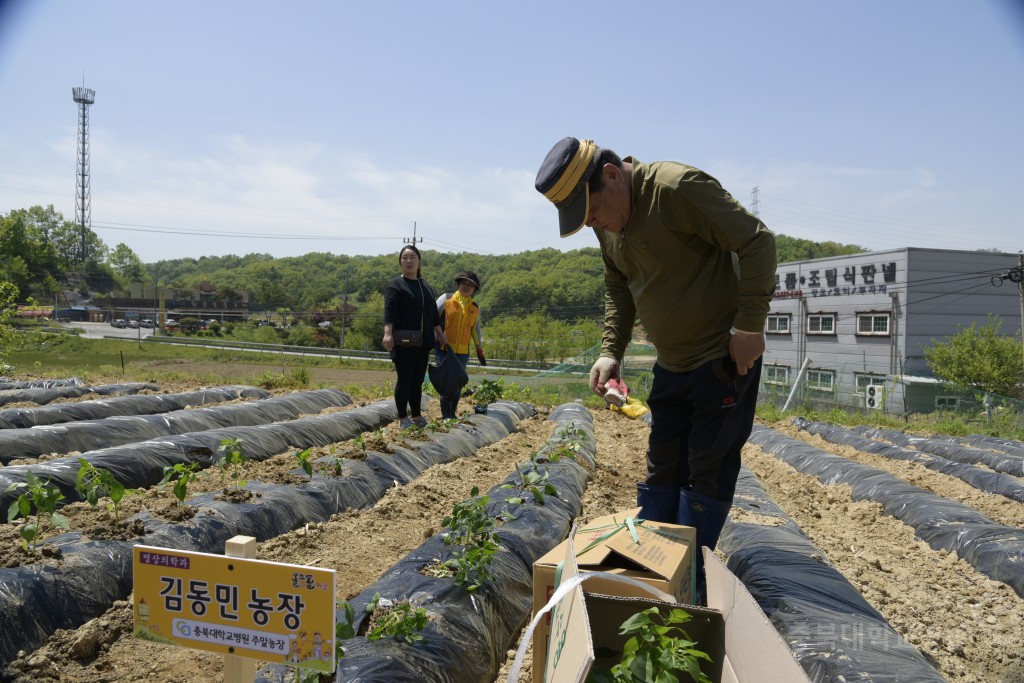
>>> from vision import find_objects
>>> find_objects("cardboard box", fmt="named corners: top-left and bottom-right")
top-left (540, 526), bottom-right (812, 683)
top-left (531, 510), bottom-right (697, 683)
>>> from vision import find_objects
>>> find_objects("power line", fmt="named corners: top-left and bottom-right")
top-left (92, 221), bottom-right (406, 241)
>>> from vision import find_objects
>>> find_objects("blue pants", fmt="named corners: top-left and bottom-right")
top-left (646, 356), bottom-right (762, 503)
top-left (435, 350), bottom-right (469, 418)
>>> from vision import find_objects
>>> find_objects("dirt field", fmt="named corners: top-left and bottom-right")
top-left (1, 376), bottom-right (1023, 682)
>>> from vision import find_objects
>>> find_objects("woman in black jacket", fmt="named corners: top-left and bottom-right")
top-left (382, 245), bottom-right (447, 428)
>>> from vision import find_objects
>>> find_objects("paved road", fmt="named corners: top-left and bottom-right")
top-left (60, 321), bottom-right (156, 340)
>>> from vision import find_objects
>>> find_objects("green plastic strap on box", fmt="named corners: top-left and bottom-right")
top-left (573, 514), bottom-right (681, 557)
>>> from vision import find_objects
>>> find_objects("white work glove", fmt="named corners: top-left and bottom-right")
top-left (589, 357), bottom-right (620, 396)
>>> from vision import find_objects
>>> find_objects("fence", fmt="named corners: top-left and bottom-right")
top-left (123, 332), bottom-right (1024, 429)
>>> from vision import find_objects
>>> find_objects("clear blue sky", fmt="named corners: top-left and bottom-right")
top-left (1, 0), bottom-right (1022, 263)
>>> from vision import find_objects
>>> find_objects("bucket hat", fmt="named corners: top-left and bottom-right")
top-left (454, 271), bottom-right (481, 292)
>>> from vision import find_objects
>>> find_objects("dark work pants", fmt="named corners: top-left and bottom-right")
top-left (646, 356), bottom-right (762, 503)
top-left (392, 346), bottom-right (430, 418)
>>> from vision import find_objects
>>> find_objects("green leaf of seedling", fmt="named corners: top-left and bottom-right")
top-left (7, 500), bottom-right (21, 523)
top-left (51, 512), bottom-right (70, 530)
top-left (19, 523), bottom-right (37, 544)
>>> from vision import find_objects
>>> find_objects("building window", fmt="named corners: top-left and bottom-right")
top-left (766, 315), bottom-right (790, 334)
top-left (854, 374), bottom-right (886, 395)
top-left (936, 396), bottom-right (960, 410)
top-left (807, 314), bottom-right (836, 335)
top-left (857, 313), bottom-right (890, 336)
top-left (764, 365), bottom-right (789, 386)
top-left (806, 369), bottom-right (835, 393)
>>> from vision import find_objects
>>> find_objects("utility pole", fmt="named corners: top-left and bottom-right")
top-left (750, 187), bottom-right (760, 217)
top-left (339, 271), bottom-right (349, 350)
top-left (991, 252), bottom-right (1024, 365)
top-left (404, 221), bottom-right (423, 247)
top-left (1018, 251), bottom-right (1024, 366)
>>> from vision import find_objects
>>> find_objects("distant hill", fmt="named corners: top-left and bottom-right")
top-left (0, 203), bottom-right (865, 323)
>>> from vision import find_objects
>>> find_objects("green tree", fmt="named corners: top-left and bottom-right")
top-left (775, 235), bottom-right (864, 264)
top-left (350, 292), bottom-right (385, 349)
top-left (0, 280), bottom-right (20, 371)
top-left (108, 243), bottom-right (147, 284)
top-left (924, 315), bottom-right (1024, 399)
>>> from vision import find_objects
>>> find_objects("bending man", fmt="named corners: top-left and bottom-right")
top-left (535, 137), bottom-right (777, 595)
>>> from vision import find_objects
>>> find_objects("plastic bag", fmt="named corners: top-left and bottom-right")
top-left (428, 348), bottom-right (468, 398)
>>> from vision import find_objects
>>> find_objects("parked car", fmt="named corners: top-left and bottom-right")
top-left (141, 319), bottom-right (156, 328)
top-left (128, 319), bottom-right (140, 329)
top-left (110, 319), bottom-right (127, 328)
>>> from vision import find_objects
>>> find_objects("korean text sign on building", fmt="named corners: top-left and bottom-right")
top-left (133, 545), bottom-right (336, 673)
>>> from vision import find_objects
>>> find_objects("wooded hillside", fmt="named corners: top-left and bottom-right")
top-left (3, 203), bottom-right (868, 325)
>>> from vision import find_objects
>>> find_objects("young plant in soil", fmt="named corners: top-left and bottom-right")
top-left (400, 422), bottom-right (425, 436)
top-left (5, 471), bottom-right (70, 555)
top-left (75, 458), bottom-right (135, 527)
top-left (587, 607), bottom-right (712, 683)
top-left (430, 486), bottom-right (500, 592)
top-left (419, 418), bottom-right (456, 434)
top-left (501, 453), bottom-right (558, 505)
top-left (323, 448), bottom-right (346, 476)
top-left (534, 420), bottom-right (590, 466)
top-left (365, 592), bottom-right (428, 645)
top-left (352, 428), bottom-right (388, 455)
top-left (216, 436), bottom-right (248, 487)
top-left (351, 433), bottom-right (367, 453)
top-left (159, 462), bottom-right (202, 507)
top-left (470, 378), bottom-right (504, 409)
top-left (293, 448), bottom-right (314, 477)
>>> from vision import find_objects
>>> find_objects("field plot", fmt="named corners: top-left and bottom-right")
top-left (1, 379), bottom-right (1023, 682)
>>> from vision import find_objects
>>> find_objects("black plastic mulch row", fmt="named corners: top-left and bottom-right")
top-left (795, 418), bottom-right (1024, 503)
top-left (0, 387), bottom-right (364, 509)
top-left (0, 378), bottom-right (84, 391)
top-left (851, 424), bottom-right (1024, 477)
top-left (721, 467), bottom-right (946, 682)
top-left (960, 434), bottom-right (1024, 459)
top-left (0, 401), bottom-right (536, 668)
top-left (0, 384), bottom-right (270, 429)
top-left (258, 403), bottom-right (595, 683)
top-left (0, 389), bottom-right (359, 509)
top-left (748, 425), bottom-right (1024, 598)
top-left (0, 387), bottom-right (350, 463)
top-left (0, 382), bottom-right (161, 408)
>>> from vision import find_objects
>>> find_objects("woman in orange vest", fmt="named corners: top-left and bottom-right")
top-left (435, 271), bottom-right (486, 418)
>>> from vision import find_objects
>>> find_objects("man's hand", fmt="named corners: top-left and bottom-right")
top-left (476, 346), bottom-right (487, 366)
top-left (590, 357), bottom-right (620, 395)
top-left (729, 330), bottom-right (765, 376)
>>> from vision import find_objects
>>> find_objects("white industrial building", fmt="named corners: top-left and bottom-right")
top-left (761, 247), bottom-right (1022, 414)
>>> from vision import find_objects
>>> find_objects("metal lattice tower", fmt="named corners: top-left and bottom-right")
top-left (72, 85), bottom-right (95, 263)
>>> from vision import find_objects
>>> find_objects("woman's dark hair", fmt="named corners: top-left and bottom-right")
top-left (587, 148), bottom-right (623, 194)
top-left (399, 244), bottom-right (423, 278)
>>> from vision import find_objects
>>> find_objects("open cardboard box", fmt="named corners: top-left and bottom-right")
top-left (540, 522), bottom-right (812, 683)
top-left (531, 510), bottom-right (696, 682)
